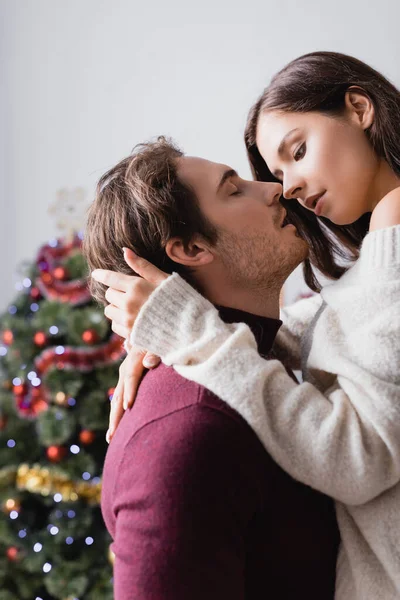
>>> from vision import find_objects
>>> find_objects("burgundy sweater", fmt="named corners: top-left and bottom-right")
top-left (101, 307), bottom-right (340, 599)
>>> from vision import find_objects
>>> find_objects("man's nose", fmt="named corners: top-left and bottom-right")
top-left (264, 182), bottom-right (283, 206)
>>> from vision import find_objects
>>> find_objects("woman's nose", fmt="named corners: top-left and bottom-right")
top-left (283, 178), bottom-right (303, 200)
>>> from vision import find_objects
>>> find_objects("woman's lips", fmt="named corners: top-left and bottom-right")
top-left (314, 193), bottom-right (326, 217)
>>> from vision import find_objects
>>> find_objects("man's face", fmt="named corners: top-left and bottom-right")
top-left (177, 156), bottom-right (309, 289)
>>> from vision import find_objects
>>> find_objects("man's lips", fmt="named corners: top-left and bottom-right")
top-left (280, 210), bottom-right (297, 230)
top-left (280, 210), bottom-right (289, 227)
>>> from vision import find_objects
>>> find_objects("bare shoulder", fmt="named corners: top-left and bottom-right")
top-left (370, 186), bottom-right (400, 231)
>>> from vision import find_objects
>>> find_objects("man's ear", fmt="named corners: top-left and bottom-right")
top-left (344, 87), bottom-right (375, 130)
top-left (165, 236), bottom-right (215, 268)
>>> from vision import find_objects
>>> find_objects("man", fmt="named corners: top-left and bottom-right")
top-left (84, 137), bottom-right (339, 599)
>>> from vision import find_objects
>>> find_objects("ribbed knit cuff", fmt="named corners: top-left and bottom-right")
top-left (129, 273), bottom-right (218, 360)
top-left (359, 225), bottom-right (400, 272)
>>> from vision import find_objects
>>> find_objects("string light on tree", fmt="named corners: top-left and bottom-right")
top-left (0, 201), bottom-right (125, 597)
top-left (3, 498), bottom-right (21, 514)
top-left (55, 391), bottom-right (68, 406)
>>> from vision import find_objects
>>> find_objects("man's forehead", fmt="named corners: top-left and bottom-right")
top-left (177, 155), bottom-right (230, 191)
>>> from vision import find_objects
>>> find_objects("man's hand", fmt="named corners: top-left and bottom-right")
top-left (92, 248), bottom-right (165, 441)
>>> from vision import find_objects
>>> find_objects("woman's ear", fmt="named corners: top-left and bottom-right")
top-left (344, 87), bottom-right (375, 130)
top-left (165, 236), bottom-right (215, 268)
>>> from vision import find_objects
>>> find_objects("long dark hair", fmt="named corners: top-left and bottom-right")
top-left (245, 51), bottom-right (400, 291)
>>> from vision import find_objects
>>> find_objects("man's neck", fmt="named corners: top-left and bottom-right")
top-left (200, 282), bottom-right (282, 320)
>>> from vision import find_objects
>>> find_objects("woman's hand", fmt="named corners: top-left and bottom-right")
top-left (91, 248), bottom-right (166, 441)
top-left (107, 346), bottom-right (160, 442)
top-left (91, 248), bottom-right (168, 340)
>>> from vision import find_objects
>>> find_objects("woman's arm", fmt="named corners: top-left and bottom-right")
top-left (128, 226), bottom-right (400, 505)
top-left (276, 293), bottom-right (322, 370)
top-left (129, 268), bottom-right (400, 505)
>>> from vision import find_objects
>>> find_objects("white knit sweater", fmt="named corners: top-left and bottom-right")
top-left (130, 225), bottom-right (400, 600)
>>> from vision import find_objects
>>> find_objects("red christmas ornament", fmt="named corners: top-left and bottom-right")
top-left (34, 331), bottom-right (47, 347)
top-left (6, 547), bottom-right (19, 561)
top-left (42, 272), bottom-right (53, 284)
top-left (53, 266), bottom-right (68, 280)
top-left (82, 329), bottom-right (99, 345)
top-left (79, 430), bottom-right (96, 445)
top-left (47, 446), bottom-right (67, 462)
top-left (32, 399), bottom-right (48, 415)
top-left (2, 330), bottom-right (13, 345)
top-left (30, 287), bottom-right (41, 300)
top-left (13, 383), bottom-right (27, 396)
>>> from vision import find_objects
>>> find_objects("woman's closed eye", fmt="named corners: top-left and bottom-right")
top-left (293, 142), bottom-right (306, 161)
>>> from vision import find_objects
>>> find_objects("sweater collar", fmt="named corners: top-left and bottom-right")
top-left (216, 305), bottom-right (282, 356)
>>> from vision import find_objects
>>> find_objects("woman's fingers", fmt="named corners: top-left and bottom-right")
top-left (106, 348), bottom-right (155, 443)
top-left (110, 320), bottom-right (131, 341)
top-left (104, 303), bottom-right (134, 332)
top-left (91, 269), bottom-right (135, 292)
top-left (107, 378), bottom-right (125, 443)
top-left (122, 347), bottom-right (147, 410)
top-left (123, 248), bottom-right (168, 285)
top-left (104, 287), bottom-right (127, 309)
top-left (143, 352), bottom-right (161, 369)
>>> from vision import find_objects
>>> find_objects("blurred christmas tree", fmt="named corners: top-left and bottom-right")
top-left (0, 191), bottom-right (125, 600)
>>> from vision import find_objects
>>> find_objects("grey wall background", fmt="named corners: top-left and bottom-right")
top-left (1, 0), bottom-right (399, 309)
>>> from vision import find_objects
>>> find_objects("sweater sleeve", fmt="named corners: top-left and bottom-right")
top-left (320, 225), bottom-right (400, 383)
top-left (130, 226), bottom-right (400, 505)
top-left (111, 402), bottom-right (263, 600)
top-left (275, 293), bottom-right (323, 370)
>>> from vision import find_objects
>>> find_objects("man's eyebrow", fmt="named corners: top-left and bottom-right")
top-left (277, 128), bottom-right (301, 156)
top-left (217, 169), bottom-right (238, 192)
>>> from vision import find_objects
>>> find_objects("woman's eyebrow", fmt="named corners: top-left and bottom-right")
top-left (277, 128), bottom-right (301, 156)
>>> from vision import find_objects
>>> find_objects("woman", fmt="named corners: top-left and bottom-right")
top-left (91, 52), bottom-right (400, 598)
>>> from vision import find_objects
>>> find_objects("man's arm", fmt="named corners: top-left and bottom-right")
top-left (112, 402), bottom-right (263, 600)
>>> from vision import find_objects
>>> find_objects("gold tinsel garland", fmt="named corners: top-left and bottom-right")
top-left (15, 464), bottom-right (101, 504)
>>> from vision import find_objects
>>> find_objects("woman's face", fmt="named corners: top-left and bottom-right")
top-left (256, 108), bottom-right (381, 225)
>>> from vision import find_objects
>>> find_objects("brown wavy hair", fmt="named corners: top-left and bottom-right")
top-left (245, 51), bottom-right (400, 291)
top-left (83, 137), bottom-right (217, 305)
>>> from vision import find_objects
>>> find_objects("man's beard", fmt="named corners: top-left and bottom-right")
top-left (215, 228), bottom-right (308, 292)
